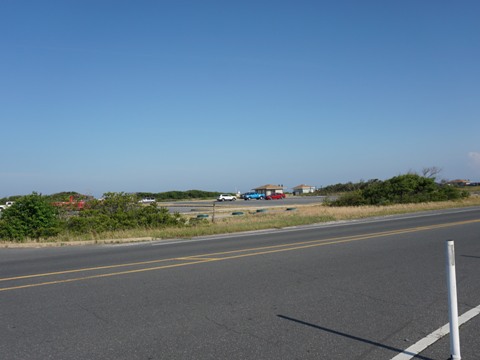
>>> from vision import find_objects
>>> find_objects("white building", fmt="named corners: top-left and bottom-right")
top-left (292, 184), bottom-right (316, 195)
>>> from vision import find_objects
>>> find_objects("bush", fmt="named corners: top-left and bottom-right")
top-left (64, 192), bottom-right (186, 234)
top-left (315, 179), bottom-right (381, 195)
top-left (330, 174), bottom-right (469, 207)
top-left (0, 193), bottom-right (61, 241)
top-left (327, 190), bottom-right (366, 206)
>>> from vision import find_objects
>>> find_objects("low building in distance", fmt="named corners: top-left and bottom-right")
top-left (292, 184), bottom-right (316, 195)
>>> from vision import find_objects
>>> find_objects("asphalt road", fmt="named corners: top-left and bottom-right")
top-left (0, 207), bottom-right (479, 359)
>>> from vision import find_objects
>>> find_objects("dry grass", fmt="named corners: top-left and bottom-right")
top-left (4, 195), bottom-right (480, 247)
top-left (302, 198), bottom-right (480, 219)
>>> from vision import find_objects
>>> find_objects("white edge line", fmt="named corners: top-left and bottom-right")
top-left (390, 305), bottom-right (480, 360)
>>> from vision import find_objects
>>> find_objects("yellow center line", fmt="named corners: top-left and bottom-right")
top-left (0, 259), bottom-right (218, 292)
top-left (0, 230), bottom-right (394, 283)
top-left (0, 257), bottom-right (177, 283)
top-left (175, 257), bottom-right (221, 261)
top-left (0, 218), bottom-right (478, 292)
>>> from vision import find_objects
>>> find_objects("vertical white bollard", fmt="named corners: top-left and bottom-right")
top-left (446, 240), bottom-right (461, 360)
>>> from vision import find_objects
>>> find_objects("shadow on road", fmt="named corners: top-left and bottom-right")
top-left (461, 255), bottom-right (480, 259)
top-left (276, 314), bottom-right (435, 360)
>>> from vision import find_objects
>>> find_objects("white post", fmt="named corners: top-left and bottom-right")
top-left (446, 240), bottom-right (461, 360)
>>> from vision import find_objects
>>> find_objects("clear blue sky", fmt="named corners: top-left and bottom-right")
top-left (1, 1), bottom-right (479, 198)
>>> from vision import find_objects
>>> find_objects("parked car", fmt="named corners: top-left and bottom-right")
top-left (217, 194), bottom-right (237, 201)
top-left (139, 197), bottom-right (156, 204)
top-left (242, 192), bottom-right (265, 200)
top-left (0, 201), bottom-right (14, 211)
top-left (266, 193), bottom-right (286, 200)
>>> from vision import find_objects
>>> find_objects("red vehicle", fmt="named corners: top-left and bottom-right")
top-left (53, 196), bottom-right (86, 209)
top-left (265, 193), bottom-right (286, 200)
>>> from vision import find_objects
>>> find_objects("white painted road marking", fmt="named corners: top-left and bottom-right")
top-left (390, 305), bottom-right (480, 360)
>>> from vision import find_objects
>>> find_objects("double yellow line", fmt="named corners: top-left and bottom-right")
top-left (1, 219), bottom-right (478, 292)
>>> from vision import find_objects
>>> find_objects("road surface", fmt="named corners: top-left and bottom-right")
top-left (0, 207), bottom-right (479, 359)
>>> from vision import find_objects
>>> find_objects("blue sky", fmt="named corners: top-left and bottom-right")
top-left (1, 1), bottom-right (479, 198)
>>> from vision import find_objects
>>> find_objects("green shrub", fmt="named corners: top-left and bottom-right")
top-left (330, 174), bottom-right (469, 207)
top-left (0, 192), bottom-right (61, 241)
top-left (328, 190), bottom-right (367, 206)
top-left (315, 179), bottom-right (381, 195)
top-left (64, 192), bottom-right (186, 234)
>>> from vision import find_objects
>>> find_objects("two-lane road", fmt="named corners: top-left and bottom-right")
top-left (1, 207), bottom-right (479, 359)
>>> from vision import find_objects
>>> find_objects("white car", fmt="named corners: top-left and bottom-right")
top-left (217, 194), bottom-right (236, 201)
top-left (0, 201), bottom-right (14, 212)
top-left (139, 198), bottom-right (156, 204)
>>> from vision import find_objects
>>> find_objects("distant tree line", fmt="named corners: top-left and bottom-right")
top-left (136, 190), bottom-right (221, 201)
top-left (1, 190), bottom-right (222, 205)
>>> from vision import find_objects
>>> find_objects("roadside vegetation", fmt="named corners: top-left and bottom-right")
top-left (0, 192), bottom-right (186, 243)
top-left (326, 173), bottom-right (468, 206)
top-left (0, 174), bottom-right (478, 245)
top-left (0, 193), bottom-right (61, 240)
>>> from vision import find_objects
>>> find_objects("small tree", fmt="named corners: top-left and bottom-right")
top-left (0, 192), bottom-right (61, 241)
top-left (422, 166), bottom-right (442, 179)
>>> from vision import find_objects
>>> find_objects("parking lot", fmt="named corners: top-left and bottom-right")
top-left (162, 196), bottom-right (330, 214)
